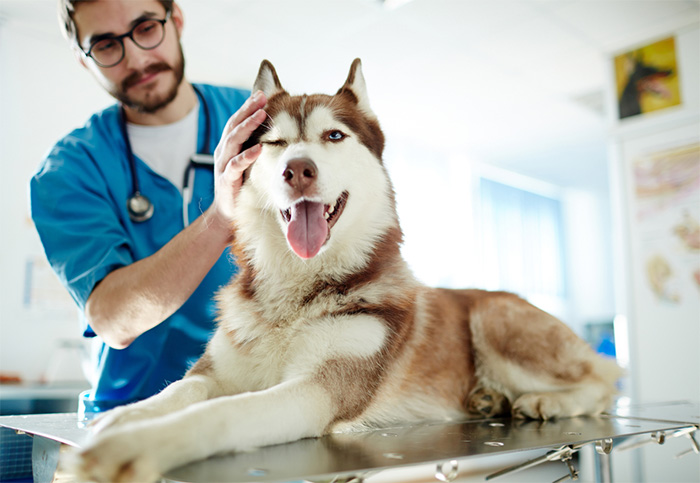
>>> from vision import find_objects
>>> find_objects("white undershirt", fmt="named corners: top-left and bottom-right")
top-left (126, 102), bottom-right (199, 192)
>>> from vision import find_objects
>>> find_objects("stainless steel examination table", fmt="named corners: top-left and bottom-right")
top-left (0, 401), bottom-right (697, 482)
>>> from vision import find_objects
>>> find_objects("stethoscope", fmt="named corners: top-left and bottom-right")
top-left (122, 85), bottom-right (214, 226)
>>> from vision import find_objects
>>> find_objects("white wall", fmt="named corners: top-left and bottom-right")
top-left (0, 17), bottom-right (112, 382)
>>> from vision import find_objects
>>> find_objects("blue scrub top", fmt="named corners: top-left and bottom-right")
top-left (29, 83), bottom-right (250, 415)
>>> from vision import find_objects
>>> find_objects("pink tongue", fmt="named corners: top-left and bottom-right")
top-left (286, 201), bottom-right (329, 259)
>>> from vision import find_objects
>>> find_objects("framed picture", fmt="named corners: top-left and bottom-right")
top-left (614, 37), bottom-right (682, 120)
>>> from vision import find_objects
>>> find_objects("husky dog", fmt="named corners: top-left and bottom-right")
top-left (71, 59), bottom-right (622, 481)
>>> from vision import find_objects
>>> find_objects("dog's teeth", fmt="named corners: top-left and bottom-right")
top-left (328, 204), bottom-right (335, 214)
top-left (324, 212), bottom-right (330, 220)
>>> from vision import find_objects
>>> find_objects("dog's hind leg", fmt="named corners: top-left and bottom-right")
top-left (466, 386), bottom-right (511, 418)
top-left (469, 292), bottom-right (622, 420)
top-left (511, 382), bottom-right (615, 420)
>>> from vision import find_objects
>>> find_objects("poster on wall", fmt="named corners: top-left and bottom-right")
top-left (631, 143), bottom-right (700, 303)
top-left (23, 255), bottom-right (78, 320)
top-left (614, 36), bottom-right (682, 120)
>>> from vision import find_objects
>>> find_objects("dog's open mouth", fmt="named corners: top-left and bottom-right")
top-left (281, 191), bottom-right (349, 259)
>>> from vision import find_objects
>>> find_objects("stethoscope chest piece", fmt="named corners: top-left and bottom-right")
top-left (127, 191), bottom-right (154, 222)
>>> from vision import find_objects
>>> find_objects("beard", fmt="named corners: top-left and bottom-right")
top-left (111, 43), bottom-right (186, 114)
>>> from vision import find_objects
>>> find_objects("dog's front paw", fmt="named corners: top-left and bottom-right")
top-left (64, 431), bottom-right (161, 483)
top-left (512, 393), bottom-right (562, 420)
top-left (89, 403), bottom-right (154, 435)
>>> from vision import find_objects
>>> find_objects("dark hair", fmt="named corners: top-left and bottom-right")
top-left (57, 0), bottom-right (174, 45)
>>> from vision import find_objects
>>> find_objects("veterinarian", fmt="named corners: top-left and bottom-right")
top-left (29, 0), bottom-right (266, 417)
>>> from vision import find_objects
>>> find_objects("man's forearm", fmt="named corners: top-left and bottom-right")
top-left (85, 207), bottom-right (233, 349)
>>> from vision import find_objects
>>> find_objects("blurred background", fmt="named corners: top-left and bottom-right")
top-left (0, 0), bottom-right (698, 481)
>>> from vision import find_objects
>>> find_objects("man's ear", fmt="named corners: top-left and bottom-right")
top-left (74, 47), bottom-right (88, 69)
top-left (171, 3), bottom-right (185, 37)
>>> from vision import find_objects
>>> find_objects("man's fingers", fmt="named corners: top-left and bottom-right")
top-left (233, 143), bottom-right (262, 172)
top-left (220, 144), bottom-right (262, 189)
top-left (222, 91), bottom-right (267, 136)
top-left (216, 109), bottom-right (267, 172)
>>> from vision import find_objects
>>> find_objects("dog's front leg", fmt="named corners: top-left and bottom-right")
top-left (70, 377), bottom-right (335, 482)
top-left (90, 373), bottom-right (220, 434)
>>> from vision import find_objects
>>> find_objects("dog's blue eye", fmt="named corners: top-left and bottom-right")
top-left (327, 130), bottom-right (345, 141)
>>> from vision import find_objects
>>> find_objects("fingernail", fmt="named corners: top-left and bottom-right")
top-left (245, 142), bottom-right (260, 153)
top-left (245, 143), bottom-right (262, 159)
top-left (252, 90), bottom-right (263, 102)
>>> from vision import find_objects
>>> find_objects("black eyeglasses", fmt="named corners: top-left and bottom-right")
top-left (80, 10), bottom-right (172, 68)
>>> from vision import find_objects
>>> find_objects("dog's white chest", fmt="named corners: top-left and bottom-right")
top-left (210, 302), bottom-right (389, 395)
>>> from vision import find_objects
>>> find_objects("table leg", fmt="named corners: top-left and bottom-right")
top-left (31, 436), bottom-right (61, 483)
top-left (595, 451), bottom-right (613, 483)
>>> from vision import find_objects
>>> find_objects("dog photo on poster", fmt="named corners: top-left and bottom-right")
top-left (615, 37), bottom-right (682, 120)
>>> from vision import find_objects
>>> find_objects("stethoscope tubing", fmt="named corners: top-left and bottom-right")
top-left (122, 84), bottom-right (212, 224)
top-left (181, 153), bottom-right (214, 227)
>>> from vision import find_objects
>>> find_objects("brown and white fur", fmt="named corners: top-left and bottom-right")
top-left (70, 59), bottom-right (622, 482)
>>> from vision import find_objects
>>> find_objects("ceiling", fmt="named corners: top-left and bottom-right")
top-left (1, 0), bottom-right (699, 192)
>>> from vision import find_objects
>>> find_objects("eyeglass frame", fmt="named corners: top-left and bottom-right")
top-left (78, 9), bottom-right (173, 68)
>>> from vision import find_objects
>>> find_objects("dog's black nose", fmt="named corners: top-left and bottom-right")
top-left (283, 158), bottom-right (318, 193)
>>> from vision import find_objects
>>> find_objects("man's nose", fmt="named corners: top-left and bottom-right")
top-left (122, 37), bottom-right (150, 70)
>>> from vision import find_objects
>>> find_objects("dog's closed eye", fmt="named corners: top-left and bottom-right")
top-left (263, 139), bottom-right (288, 147)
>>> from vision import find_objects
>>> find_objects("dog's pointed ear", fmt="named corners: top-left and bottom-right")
top-left (253, 60), bottom-right (285, 98)
top-left (338, 58), bottom-right (373, 116)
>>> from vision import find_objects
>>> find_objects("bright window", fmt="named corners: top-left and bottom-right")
top-left (477, 177), bottom-right (567, 316)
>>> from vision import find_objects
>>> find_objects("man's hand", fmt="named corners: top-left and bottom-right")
top-left (211, 91), bottom-right (267, 225)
